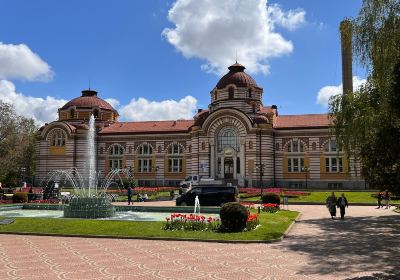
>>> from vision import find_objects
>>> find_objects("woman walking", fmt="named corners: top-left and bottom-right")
top-left (336, 193), bottom-right (349, 220)
top-left (326, 192), bottom-right (337, 219)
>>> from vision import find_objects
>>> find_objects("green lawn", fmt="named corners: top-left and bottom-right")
top-left (0, 210), bottom-right (298, 241)
top-left (241, 191), bottom-right (392, 204)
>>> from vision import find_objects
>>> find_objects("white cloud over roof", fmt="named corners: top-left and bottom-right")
top-left (316, 76), bottom-right (367, 107)
top-left (162, 0), bottom-right (306, 75)
top-left (0, 80), bottom-right (66, 126)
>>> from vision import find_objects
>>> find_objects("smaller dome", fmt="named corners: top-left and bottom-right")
top-left (61, 90), bottom-right (116, 112)
top-left (216, 63), bottom-right (258, 89)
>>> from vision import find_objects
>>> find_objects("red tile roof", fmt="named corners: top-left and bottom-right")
top-left (99, 120), bottom-right (195, 134)
top-left (274, 114), bottom-right (330, 129)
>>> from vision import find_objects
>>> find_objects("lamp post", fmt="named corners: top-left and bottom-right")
top-left (255, 163), bottom-right (266, 196)
top-left (302, 166), bottom-right (309, 189)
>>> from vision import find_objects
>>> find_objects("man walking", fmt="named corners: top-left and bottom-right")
top-left (127, 186), bottom-right (133, 205)
top-left (336, 193), bottom-right (349, 220)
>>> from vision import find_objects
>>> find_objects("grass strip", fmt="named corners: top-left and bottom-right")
top-left (0, 210), bottom-right (298, 241)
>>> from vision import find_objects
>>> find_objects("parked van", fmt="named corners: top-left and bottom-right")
top-left (176, 185), bottom-right (239, 206)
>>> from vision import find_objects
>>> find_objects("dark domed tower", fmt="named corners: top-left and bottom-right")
top-left (58, 89), bottom-right (119, 125)
top-left (209, 63), bottom-right (263, 115)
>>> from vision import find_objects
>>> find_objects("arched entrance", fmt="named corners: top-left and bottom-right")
top-left (216, 127), bottom-right (240, 180)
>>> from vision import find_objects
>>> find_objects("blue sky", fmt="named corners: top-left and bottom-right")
top-left (0, 0), bottom-right (365, 125)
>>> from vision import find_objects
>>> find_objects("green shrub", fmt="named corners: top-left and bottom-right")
top-left (219, 202), bottom-right (248, 232)
top-left (13, 192), bottom-right (28, 203)
top-left (261, 193), bottom-right (281, 205)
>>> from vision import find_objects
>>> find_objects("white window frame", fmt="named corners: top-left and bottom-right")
top-left (50, 129), bottom-right (66, 147)
top-left (287, 157), bottom-right (305, 173)
top-left (287, 139), bottom-right (304, 153)
top-left (325, 157), bottom-right (343, 173)
top-left (138, 159), bottom-right (152, 173)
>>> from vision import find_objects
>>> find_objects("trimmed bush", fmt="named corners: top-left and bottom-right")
top-left (219, 202), bottom-right (249, 232)
top-left (13, 192), bottom-right (28, 203)
top-left (261, 192), bottom-right (281, 205)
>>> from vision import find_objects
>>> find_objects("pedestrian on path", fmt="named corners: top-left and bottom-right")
top-left (127, 186), bottom-right (133, 205)
top-left (336, 193), bottom-right (349, 220)
top-left (384, 189), bottom-right (391, 209)
top-left (377, 192), bottom-right (383, 208)
top-left (326, 192), bottom-right (337, 219)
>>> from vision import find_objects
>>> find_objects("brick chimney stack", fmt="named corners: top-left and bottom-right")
top-left (340, 20), bottom-right (353, 95)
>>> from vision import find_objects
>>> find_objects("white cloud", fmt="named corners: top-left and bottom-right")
top-left (0, 42), bottom-right (54, 81)
top-left (118, 96), bottom-right (197, 121)
top-left (104, 98), bottom-right (120, 109)
top-left (0, 80), bottom-right (66, 126)
top-left (316, 76), bottom-right (367, 107)
top-left (0, 81), bottom-right (197, 125)
top-left (267, 4), bottom-right (306, 31)
top-left (162, 0), bottom-right (306, 75)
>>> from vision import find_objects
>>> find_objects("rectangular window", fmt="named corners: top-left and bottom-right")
top-left (169, 158), bottom-right (183, 173)
top-left (109, 159), bottom-right (122, 170)
top-left (138, 159), bottom-right (152, 172)
top-left (325, 157), bottom-right (343, 173)
top-left (288, 157), bottom-right (305, 173)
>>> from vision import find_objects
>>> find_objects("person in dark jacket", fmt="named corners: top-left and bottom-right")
top-left (336, 193), bottom-right (349, 220)
top-left (326, 192), bottom-right (337, 219)
top-left (377, 192), bottom-right (383, 208)
top-left (127, 186), bottom-right (133, 205)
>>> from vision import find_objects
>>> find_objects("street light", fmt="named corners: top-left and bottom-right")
top-left (302, 166), bottom-right (309, 189)
top-left (255, 163), bottom-right (266, 195)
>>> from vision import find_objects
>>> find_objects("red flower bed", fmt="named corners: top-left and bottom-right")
top-left (262, 203), bottom-right (280, 213)
top-left (164, 212), bottom-right (260, 232)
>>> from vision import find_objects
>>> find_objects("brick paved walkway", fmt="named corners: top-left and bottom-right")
top-left (0, 205), bottom-right (398, 280)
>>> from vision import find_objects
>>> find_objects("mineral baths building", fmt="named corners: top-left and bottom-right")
top-left (35, 21), bottom-right (365, 189)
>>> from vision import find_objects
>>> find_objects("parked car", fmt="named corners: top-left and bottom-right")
top-left (176, 185), bottom-right (239, 206)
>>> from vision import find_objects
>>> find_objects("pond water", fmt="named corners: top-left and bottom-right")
top-left (0, 209), bottom-right (219, 222)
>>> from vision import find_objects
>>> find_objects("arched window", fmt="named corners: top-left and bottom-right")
top-left (50, 129), bottom-right (66, 147)
top-left (248, 88), bottom-right (252, 98)
top-left (93, 109), bottom-right (99, 119)
top-left (252, 105), bottom-right (256, 113)
top-left (249, 141), bottom-right (253, 150)
top-left (137, 143), bottom-right (153, 173)
top-left (312, 142), bottom-right (317, 151)
top-left (69, 109), bottom-right (75, 119)
top-left (287, 139), bottom-right (304, 153)
top-left (324, 139), bottom-right (344, 173)
top-left (228, 87), bottom-right (234, 99)
top-left (214, 92), bottom-right (218, 101)
top-left (217, 127), bottom-right (240, 152)
top-left (138, 143), bottom-right (153, 155)
top-left (286, 139), bottom-right (305, 173)
top-left (168, 143), bottom-right (183, 173)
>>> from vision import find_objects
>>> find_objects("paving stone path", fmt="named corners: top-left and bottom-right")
top-left (0, 205), bottom-right (398, 280)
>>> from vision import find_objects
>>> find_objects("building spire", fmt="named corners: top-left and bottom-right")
top-left (235, 49), bottom-right (238, 63)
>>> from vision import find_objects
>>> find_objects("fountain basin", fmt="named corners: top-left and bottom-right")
top-left (64, 197), bottom-right (116, 219)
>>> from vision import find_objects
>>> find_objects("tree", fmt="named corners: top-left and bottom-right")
top-left (0, 101), bottom-right (38, 187)
top-left (330, 0), bottom-right (400, 193)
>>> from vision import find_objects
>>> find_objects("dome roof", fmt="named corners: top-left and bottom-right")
top-left (60, 90), bottom-right (116, 112)
top-left (215, 63), bottom-right (258, 89)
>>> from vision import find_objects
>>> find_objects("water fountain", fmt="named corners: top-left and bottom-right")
top-left (46, 115), bottom-right (127, 219)
top-left (194, 195), bottom-right (200, 215)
